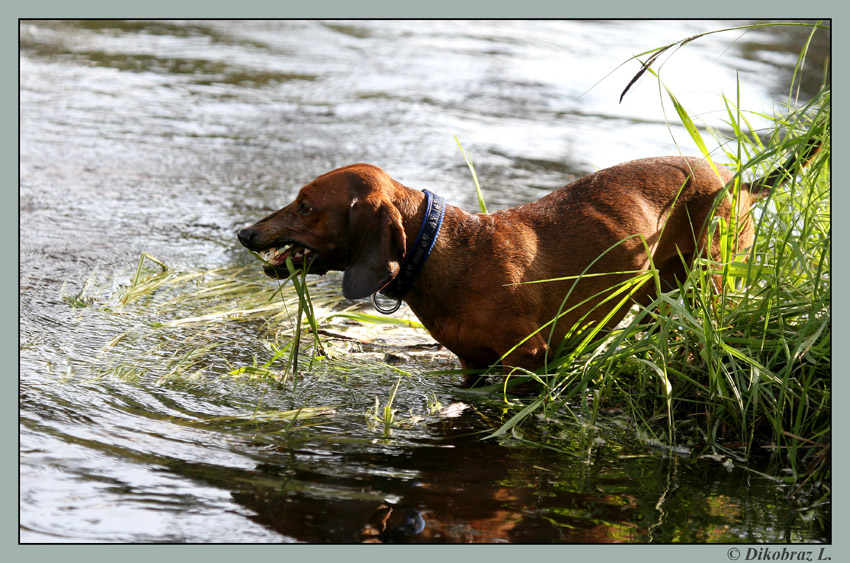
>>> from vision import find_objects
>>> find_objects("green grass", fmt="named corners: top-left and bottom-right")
top-left (366, 376), bottom-right (403, 438)
top-left (465, 22), bottom-right (830, 499)
top-left (455, 135), bottom-right (488, 214)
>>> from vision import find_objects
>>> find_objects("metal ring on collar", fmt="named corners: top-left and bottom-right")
top-left (371, 292), bottom-right (402, 315)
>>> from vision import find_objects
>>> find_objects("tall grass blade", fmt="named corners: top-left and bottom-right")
top-left (454, 135), bottom-right (488, 214)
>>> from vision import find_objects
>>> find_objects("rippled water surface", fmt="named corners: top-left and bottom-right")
top-left (20, 20), bottom-right (830, 543)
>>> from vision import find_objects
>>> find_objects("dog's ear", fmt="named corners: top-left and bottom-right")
top-left (342, 195), bottom-right (406, 300)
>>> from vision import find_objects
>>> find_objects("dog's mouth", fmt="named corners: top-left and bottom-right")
top-left (256, 242), bottom-right (326, 277)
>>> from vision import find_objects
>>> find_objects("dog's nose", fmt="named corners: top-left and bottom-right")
top-left (237, 226), bottom-right (256, 248)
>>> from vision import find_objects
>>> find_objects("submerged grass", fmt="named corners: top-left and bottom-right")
top-left (468, 22), bottom-right (830, 498)
top-left (78, 248), bottom-right (366, 381)
top-left (64, 249), bottom-right (448, 435)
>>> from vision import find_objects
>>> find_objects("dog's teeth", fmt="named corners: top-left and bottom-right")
top-left (260, 246), bottom-right (289, 263)
top-left (258, 245), bottom-right (312, 264)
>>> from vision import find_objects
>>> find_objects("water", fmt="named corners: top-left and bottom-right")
top-left (20, 20), bottom-right (829, 543)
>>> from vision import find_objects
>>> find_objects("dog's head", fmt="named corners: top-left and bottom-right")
top-left (237, 164), bottom-right (408, 300)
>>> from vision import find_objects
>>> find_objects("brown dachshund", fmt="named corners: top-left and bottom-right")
top-left (238, 145), bottom-right (819, 382)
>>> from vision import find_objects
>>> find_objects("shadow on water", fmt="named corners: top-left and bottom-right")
top-left (20, 20), bottom-right (830, 542)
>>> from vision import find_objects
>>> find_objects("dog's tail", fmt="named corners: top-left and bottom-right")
top-left (748, 137), bottom-right (823, 197)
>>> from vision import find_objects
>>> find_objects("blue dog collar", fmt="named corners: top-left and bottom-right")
top-left (373, 189), bottom-right (446, 311)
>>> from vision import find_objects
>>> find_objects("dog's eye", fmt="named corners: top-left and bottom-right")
top-left (298, 202), bottom-right (313, 216)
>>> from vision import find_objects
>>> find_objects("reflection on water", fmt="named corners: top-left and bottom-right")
top-left (227, 416), bottom-right (819, 543)
top-left (20, 20), bottom-right (829, 543)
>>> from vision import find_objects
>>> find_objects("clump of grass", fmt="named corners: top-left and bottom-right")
top-left (465, 22), bottom-right (830, 496)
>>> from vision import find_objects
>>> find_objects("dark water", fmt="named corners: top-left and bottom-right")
top-left (20, 20), bottom-right (830, 543)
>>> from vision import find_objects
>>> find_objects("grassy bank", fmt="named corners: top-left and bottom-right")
top-left (478, 23), bottom-right (830, 501)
